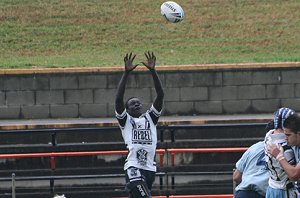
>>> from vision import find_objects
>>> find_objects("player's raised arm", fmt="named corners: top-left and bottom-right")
top-left (115, 53), bottom-right (138, 114)
top-left (141, 51), bottom-right (164, 112)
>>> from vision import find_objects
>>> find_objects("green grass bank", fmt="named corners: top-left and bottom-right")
top-left (0, 0), bottom-right (300, 68)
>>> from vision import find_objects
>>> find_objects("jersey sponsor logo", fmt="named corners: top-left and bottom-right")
top-left (132, 129), bottom-right (152, 145)
top-left (137, 149), bottom-right (148, 166)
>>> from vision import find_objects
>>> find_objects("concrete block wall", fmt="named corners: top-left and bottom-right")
top-left (0, 63), bottom-right (300, 119)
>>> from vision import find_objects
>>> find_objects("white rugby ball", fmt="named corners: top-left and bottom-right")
top-left (160, 1), bottom-right (184, 23)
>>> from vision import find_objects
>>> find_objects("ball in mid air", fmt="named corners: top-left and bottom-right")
top-left (160, 1), bottom-right (184, 23)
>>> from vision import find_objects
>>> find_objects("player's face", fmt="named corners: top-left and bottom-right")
top-left (284, 128), bottom-right (300, 146)
top-left (126, 98), bottom-right (142, 118)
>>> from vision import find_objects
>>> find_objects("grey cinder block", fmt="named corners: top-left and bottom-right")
top-left (237, 85), bottom-right (266, 99)
top-left (20, 77), bottom-right (49, 90)
top-left (0, 92), bottom-right (5, 105)
top-left (223, 71), bottom-right (251, 85)
top-left (223, 100), bottom-right (251, 113)
top-left (164, 101), bottom-right (194, 115)
top-left (180, 87), bottom-right (208, 101)
top-left (50, 76), bottom-right (78, 90)
top-left (266, 85), bottom-right (294, 99)
top-left (165, 73), bottom-right (194, 88)
top-left (252, 71), bottom-right (281, 84)
top-left (0, 106), bottom-right (20, 119)
top-left (36, 90), bottom-right (64, 104)
top-left (209, 86), bottom-right (238, 100)
top-left (50, 104), bottom-right (78, 118)
top-left (282, 70), bottom-right (300, 83)
top-left (193, 72), bottom-right (222, 86)
top-left (163, 88), bottom-right (180, 102)
top-left (4, 77), bottom-right (21, 91)
top-left (6, 91), bottom-right (35, 105)
top-left (195, 101), bottom-right (223, 114)
top-left (79, 75), bottom-right (107, 89)
top-left (79, 104), bottom-right (107, 117)
top-left (252, 99), bottom-right (280, 113)
top-left (65, 90), bottom-right (93, 104)
top-left (281, 99), bottom-right (300, 112)
top-left (22, 105), bottom-right (50, 119)
top-left (94, 89), bottom-right (116, 104)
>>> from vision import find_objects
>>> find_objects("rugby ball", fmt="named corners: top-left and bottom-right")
top-left (160, 1), bottom-right (184, 23)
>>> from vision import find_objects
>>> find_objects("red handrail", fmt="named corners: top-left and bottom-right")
top-left (0, 148), bottom-right (247, 168)
top-left (167, 147), bottom-right (247, 166)
top-left (0, 147), bottom-right (244, 198)
top-left (0, 149), bottom-right (166, 169)
top-left (0, 150), bottom-right (128, 158)
top-left (167, 147), bottom-right (248, 153)
top-left (169, 195), bottom-right (233, 198)
top-left (118, 195), bottom-right (233, 198)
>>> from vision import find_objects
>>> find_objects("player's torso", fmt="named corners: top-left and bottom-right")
top-left (264, 131), bottom-right (292, 188)
top-left (122, 114), bottom-right (157, 170)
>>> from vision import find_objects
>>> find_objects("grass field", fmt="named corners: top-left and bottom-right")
top-left (0, 0), bottom-right (300, 68)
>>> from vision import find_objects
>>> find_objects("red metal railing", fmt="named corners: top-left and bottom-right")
top-left (0, 147), bottom-right (248, 169)
top-left (169, 195), bottom-right (233, 198)
top-left (0, 149), bottom-right (166, 170)
top-left (119, 195), bottom-right (233, 198)
top-left (167, 147), bottom-right (248, 166)
top-left (0, 147), bottom-right (246, 197)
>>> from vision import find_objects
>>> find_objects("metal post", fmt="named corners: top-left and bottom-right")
top-left (160, 128), bottom-right (164, 142)
top-left (159, 175), bottom-right (163, 190)
top-left (50, 132), bottom-right (57, 196)
top-left (12, 173), bottom-right (16, 198)
top-left (51, 132), bottom-right (57, 146)
top-left (171, 152), bottom-right (175, 190)
top-left (50, 156), bottom-right (56, 195)
top-left (171, 129), bottom-right (175, 142)
top-left (50, 178), bottom-right (54, 196)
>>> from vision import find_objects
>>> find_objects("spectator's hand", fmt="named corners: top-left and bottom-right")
top-left (141, 51), bottom-right (156, 70)
top-left (124, 53), bottom-right (138, 72)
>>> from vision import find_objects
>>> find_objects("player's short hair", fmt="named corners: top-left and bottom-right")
top-left (125, 97), bottom-right (139, 109)
top-left (283, 113), bottom-right (300, 134)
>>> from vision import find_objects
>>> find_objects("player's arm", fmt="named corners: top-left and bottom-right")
top-left (115, 53), bottom-right (138, 114)
top-left (232, 169), bottom-right (242, 183)
top-left (267, 143), bottom-right (300, 180)
top-left (141, 51), bottom-right (164, 112)
top-left (278, 160), bottom-right (300, 181)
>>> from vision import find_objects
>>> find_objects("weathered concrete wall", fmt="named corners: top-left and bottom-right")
top-left (0, 63), bottom-right (300, 119)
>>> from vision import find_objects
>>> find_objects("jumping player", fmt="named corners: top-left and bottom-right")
top-left (115, 51), bottom-right (164, 198)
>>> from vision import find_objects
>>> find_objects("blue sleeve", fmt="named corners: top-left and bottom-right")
top-left (236, 148), bottom-right (251, 173)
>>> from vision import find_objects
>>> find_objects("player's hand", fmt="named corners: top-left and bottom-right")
top-left (124, 52), bottom-right (138, 72)
top-left (267, 143), bottom-right (281, 158)
top-left (141, 51), bottom-right (156, 70)
top-left (276, 144), bottom-right (285, 161)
